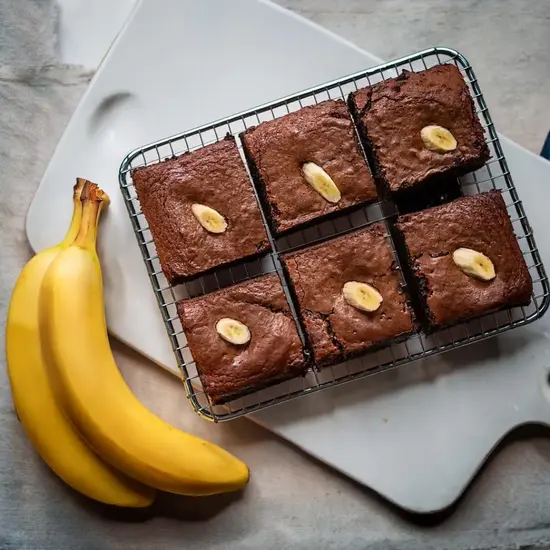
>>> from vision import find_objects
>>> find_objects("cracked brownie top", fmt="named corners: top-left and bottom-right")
top-left (348, 64), bottom-right (489, 194)
top-left (132, 135), bottom-right (270, 283)
top-left (241, 100), bottom-right (377, 234)
top-left (281, 223), bottom-right (414, 367)
top-left (395, 190), bottom-right (532, 329)
top-left (177, 274), bottom-right (307, 404)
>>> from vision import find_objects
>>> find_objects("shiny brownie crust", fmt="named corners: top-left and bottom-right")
top-left (241, 100), bottom-right (377, 234)
top-left (177, 274), bottom-right (307, 404)
top-left (348, 64), bottom-right (490, 195)
top-left (395, 190), bottom-right (532, 330)
top-left (132, 136), bottom-right (269, 283)
top-left (281, 224), bottom-right (414, 367)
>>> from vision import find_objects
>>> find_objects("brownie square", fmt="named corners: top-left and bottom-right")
top-left (348, 64), bottom-right (490, 196)
top-left (132, 136), bottom-right (270, 283)
top-left (241, 100), bottom-right (377, 234)
top-left (281, 224), bottom-right (414, 367)
top-left (177, 274), bottom-right (307, 404)
top-left (395, 190), bottom-right (532, 330)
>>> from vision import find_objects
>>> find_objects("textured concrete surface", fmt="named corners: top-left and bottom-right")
top-left (1, 1), bottom-right (550, 548)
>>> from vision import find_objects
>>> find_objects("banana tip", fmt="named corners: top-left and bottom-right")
top-left (79, 179), bottom-right (111, 206)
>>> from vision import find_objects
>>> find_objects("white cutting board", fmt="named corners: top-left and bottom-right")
top-left (26, 0), bottom-right (550, 513)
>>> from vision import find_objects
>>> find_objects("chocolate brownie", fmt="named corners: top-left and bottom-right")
top-left (132, 136), bottom-right (269, 283)
top-left (395, 190), bottom-right (532, 330)
top-left (241, 100), bottom-right (377, 234)
top-left (281, 224), bottom-right (415, 367)
top-left (348, 64), bottom-right (490, 196)
top-left (177, 274), bottom-right (307, 404)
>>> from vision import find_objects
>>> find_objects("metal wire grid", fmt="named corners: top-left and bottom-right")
top-left (119, 47), bottom-right (549, 422)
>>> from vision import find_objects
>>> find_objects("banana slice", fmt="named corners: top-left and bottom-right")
top-left (342, 281), bottom-right (383, 313)
top-left (215, 318), bottom-right (251, 345)
top-left (420, 125), bottom-right (457, 153)
top-left (302, 162), bottom-right (341, 204)
top-left (452, 248), bottom-right (496, 281)
top-left (191, 204), bottom-right (227, 234)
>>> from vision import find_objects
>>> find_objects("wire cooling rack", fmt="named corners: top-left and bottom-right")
top-left (119, 47), bottom-right (549, 422)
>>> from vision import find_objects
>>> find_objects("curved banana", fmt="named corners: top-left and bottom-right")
top-left (42, 184), bottom-right (250, 496)
top-left (6, 179), bottom-right (155, 507)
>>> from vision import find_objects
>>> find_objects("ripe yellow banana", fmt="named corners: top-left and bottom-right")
top-left (41, 183), bottom-right (250, 496)
top-left (6, 179), bottom-right (155, 507)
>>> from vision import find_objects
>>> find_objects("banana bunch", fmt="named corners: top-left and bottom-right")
top-left (6, 179), bottom-right (249, 506)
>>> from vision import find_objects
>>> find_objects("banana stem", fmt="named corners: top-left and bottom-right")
top-left (60, 179), bottom-right (86, 248)
top-left (74, 180), bottom-right (110, 251)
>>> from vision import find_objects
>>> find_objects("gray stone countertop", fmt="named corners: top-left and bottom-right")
top-left (1, 1), bottom-right (549, 548)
